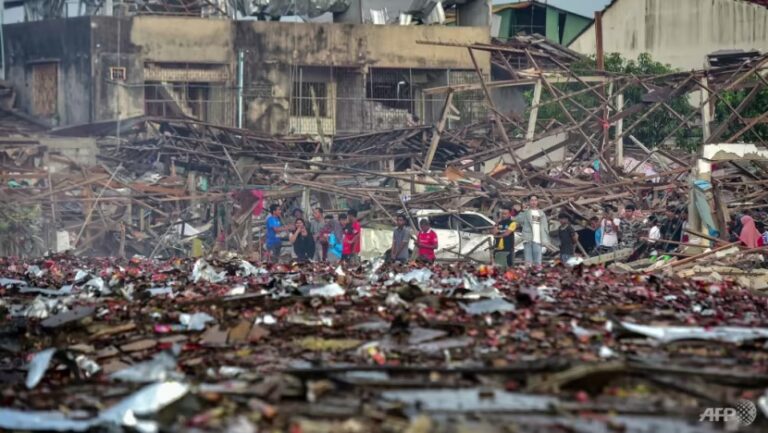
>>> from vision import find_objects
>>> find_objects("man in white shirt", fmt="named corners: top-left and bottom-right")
top-left (515, 195), bottom-right (550, 267)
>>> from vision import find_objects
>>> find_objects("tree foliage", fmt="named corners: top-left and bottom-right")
top-left (525, 52), bottom-right (698, 151)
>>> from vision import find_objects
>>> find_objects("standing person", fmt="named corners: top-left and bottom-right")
top-left (739, 215), bottom-right (763, 248)
top-left (342, 209), bottom-right (362, 263)
top-left (310, 207), bottom-right (326, 261)
top-left (265, 204), bottom-right (290, 263)
top-left (335, 213), bottom-right (347, 245)
top-left (557, 213), bottom-right (578, 263)
top-left (390, 214), bottom-right (411, 263)
top-left (515, 194), bottom-right (549, 267)
top-left (578, 216), bottom-right (599, 256)
top-left (326, 215), bottom-right (343, 264)
top-left (619, 203), bottom-right (641, 250)
top-left (317, 214), bottom-right (335, 262)
top-left (648, 216), bottom-right (662, 243)
top-left (662, 206), bottom-right (683, 252)
top-left (493, 206), bottom-right (517, 267)
top-left (289, 218), bottom-right (315, 262)
top-left (598, 205), bottom-right (621, 252)
top-left (416, 219), bottom-right (438, 263)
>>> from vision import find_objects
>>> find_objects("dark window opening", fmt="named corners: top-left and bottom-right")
top-left (291, 82), bottom-right (328, 117)
top-left (144, 82), bottom-right (212, 121)
top-left (557, 12), bottom-right (567, 44)
top-left (367, 69), bottom-right (412, 111)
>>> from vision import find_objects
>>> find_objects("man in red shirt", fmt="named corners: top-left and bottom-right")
top-left (416, 219), bottom-right (438, 263)
top-left (342, 209), bottom-right (362, 263)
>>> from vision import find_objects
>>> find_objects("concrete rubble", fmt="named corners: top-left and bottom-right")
top-left (1, 5), bottom-right (768, 432)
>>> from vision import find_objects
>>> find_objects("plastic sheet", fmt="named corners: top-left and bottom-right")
top-left (179, 312), bottom-right (216, 331)
top-left (109, 351), bottom-right (181, 383)
top-left (460, 298), bottom-right (516, 315)
top-left (619, 321), bottom-right (768, 343)
top-left (25, 348), bottom-right (56, 389)
top-left (392, 268), bottom-right (433, 285)
top-left (192, 259), bottom-right (226, 283)
top-left (303, 283), bottom-right (345, 298)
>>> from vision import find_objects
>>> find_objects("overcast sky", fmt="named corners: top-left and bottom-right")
top-left (494, 0), bottom-right (613, 17)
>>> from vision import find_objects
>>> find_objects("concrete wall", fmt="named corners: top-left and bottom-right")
top-left (569, 0), bottom-right (768, 70)
top-left (43, 137), bottom-right (99, 172)
top-left (92, 17), bottom-right (145, 122)
top-left (235, 21), bottom-right (490, 134)
top-left (130, 16), bottom-right (235, 64)
top-left (3, 17), bottom-right (92, 126)
top-left (236, 21), bottom-right (489, 68)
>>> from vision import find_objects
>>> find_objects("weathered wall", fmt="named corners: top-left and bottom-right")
top-left (43, 137), bottom-right (99, 172)
top-left (569, 0), bottom-right (768, 69)
top-left (92, 17), bottom-right (145, 122)
top-left (235, 21), bottom-right (490, 134)
top-left (130, 16), bottom-right (235, 63)
top-left (3, 17), bottom-right (92, 126)
top-left (235, 21), bottom-right (489, 68)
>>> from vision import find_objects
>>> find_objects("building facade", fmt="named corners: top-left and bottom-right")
top-left (569, 0), bottom-right (768, 69)
top-left (493, 1), bottom-right (592, 46)
top-left (2, 0), bottom-right (491, 135)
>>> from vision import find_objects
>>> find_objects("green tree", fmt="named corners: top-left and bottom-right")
top-left (525, 52), bottom-right (698, 151)
top-left (714, 86), bottom-right (768, 143)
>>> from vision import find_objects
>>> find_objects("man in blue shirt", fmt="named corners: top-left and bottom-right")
top-left (266, 204), bottom-right (290, 263)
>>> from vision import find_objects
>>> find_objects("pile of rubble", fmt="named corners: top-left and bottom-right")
top-left (1, 255), bottom-right (767, 432)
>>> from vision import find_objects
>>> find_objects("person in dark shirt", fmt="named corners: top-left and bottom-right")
top-left (289, 218), bottom-right (315, 262)
top-left (558, 213), bottom-right (578, 263)
top-left (577, 216), bottom-right (599, 255)
top-left (662, 206), bottom-right (683, 252)
top-left (493, 205), bottom-right (517, 267)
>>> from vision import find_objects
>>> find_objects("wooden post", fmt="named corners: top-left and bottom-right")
top-left (615, 92), bottom-right (624, 168)
top-left (700, 77), bottom-right (712, 142)
top-left (423, 91), bottom-right (454, 171)
top-left (526, 80), bottom-right (543, 141)
top-left (595, 11), bottom-right (604, 71)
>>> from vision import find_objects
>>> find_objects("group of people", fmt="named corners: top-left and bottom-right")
top-left (264, 205), bottom-right (361, 263)
top-left (263, 196), bottom-right (768, 267)
top-left (494, 194), bottom-right (768, 267)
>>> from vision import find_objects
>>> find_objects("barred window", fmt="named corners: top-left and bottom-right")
top-left (291, 82), bottom-right (328, 117)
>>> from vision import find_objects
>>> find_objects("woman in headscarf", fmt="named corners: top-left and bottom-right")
top-left (739, 215), bottom-right (763, 248)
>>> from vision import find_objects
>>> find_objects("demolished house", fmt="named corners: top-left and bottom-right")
top-left (3, 1), bottom-right (768, 432)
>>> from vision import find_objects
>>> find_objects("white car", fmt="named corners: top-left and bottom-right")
top-left (361, 209), bottom-right (520, 263)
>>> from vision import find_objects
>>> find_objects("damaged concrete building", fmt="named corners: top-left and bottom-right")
top-left (1, 0), bottom-right (492, 135)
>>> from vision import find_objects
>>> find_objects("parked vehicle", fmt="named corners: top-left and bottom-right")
top-left (361, 209), bottom-right (524, 263)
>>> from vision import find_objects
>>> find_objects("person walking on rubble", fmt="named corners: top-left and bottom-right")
top-left (342, 209), bottom-right (362, 263)
top-left (493, 205), bottom-right (517, 268)
top-left (738, 214), bottom-right (764, 248)
top-left (327, 215), bottom-right (343, 264)
top-left (516, 194), bottom-right (549, 267)
top-left (390, 214), bottom-right (411, 263)
top-left (265, 204), bottom-right (291, 263)
top-left (290, 217), bottom-right (315, 262)
top-left (598, 205), bottom-right (621, 253)
top-left (416, 218), bottom-right (438, 263)
top-left (310, 207), bottom-right (327, 261)
top-left (557, 213), bottom-right (578, 264)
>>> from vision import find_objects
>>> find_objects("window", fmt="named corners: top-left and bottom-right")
top-left (455, 213), bottom-right (493, 233)
top-left (291, 82), bottom-right (328, 117)
top-left (110, 67), bottom-right (127, 81)
top-left (422, 215), bottom-right (450, 230)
